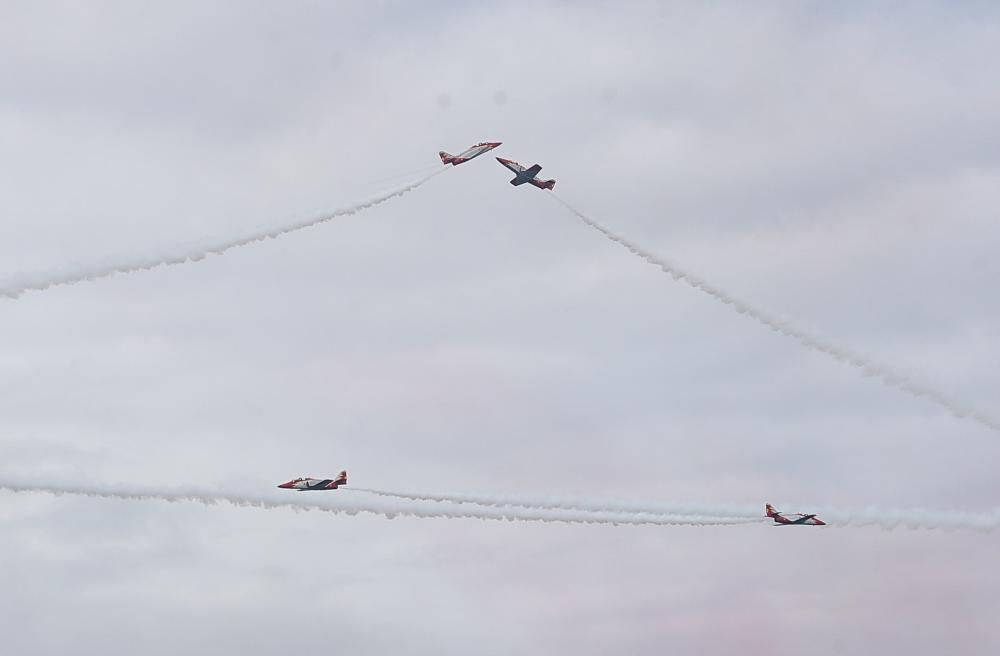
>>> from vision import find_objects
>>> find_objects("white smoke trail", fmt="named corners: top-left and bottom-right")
top-left (354, 487), bottom-right (1000, 532)
top-left (5, 480), bottom-right (997, 531)
top-left (551, 194), bottom-right (999, 434)
top-left (0, 169), bottom-right (445, 299)
top-left (352, 487), bottom-right (753, 521)
top-left (0, 480), bottom-right (751, 527)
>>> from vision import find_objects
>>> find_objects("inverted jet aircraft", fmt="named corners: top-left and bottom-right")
top-left (765, 503), bottom-right (826, 526)
top-left (496, 157), bottom-right (556, 190)
top-left (278, 470), bottom-right (348, 491)
top-left (439, 141), bottom-right (502, 166)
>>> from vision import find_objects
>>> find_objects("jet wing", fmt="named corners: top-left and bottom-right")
top-left (784, 513), bottom-right (822, 524)
top-left (497, 158), bottom-right (552, 189)
top-left (296, 478), bottom-right (335, 490)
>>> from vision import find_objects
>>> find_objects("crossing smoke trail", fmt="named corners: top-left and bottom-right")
top-left (354, 488), bottom-right (1000, 532)
top-left (0, 480), bottom-right (751, 527)
top-left (4, 480), bottom-right (998, 531)
top-left (0, 169), bottom-right (446, 300)
top-left (550, 194), bottom-right (1000, 434)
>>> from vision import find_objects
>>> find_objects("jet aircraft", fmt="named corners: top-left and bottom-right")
top-left (439, 142), bottom-right (502, 166)
top-left (278, 470), bottom-right (348, 491)
top-left (765, 503), bottom-right (826, 526)
top-left (496, 157), bottom-right (556, 190)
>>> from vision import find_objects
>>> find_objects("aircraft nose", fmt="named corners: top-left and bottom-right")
top-left (277, 482), bottom-right (293, 489)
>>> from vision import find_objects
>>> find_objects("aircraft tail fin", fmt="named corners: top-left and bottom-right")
top-left (765, 503), bottom-right (778, 517)
top-left (439, 151), bottom-right (455, 165)
top-left (334, 470), bottom-right (348, 486)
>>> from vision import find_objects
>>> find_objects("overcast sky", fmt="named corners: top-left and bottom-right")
top-left (2, 2), bottom-right (999, 654)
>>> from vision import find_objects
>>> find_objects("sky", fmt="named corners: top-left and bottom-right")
top-left (1, 1), bottom-right (999, 653)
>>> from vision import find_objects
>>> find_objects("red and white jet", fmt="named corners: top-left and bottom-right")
top-left (439, 141), bottom-right (503, 166)
top-left (496, 157), bottom-right (556, 190)
top-left (766, 503), bottom-right (827, 526)
top-left (277, 470), bottom-right (348, 491)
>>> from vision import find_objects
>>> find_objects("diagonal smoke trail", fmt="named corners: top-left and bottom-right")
top-left (0, 480), bottom-right (752, 527)
top-left (354, 487), bottom-right (1000, 531)
top-left (550, 194), bottom-right (999, 434)
top-left (352, 487), bottom-right (753, 520)
top-left (0, 169), bottom-right (446, 300)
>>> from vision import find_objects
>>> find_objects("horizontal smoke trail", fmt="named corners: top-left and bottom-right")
top-left (5, 480), bottom-right (997, 531)
top-left (352, 487), bottom-right (754, 520)
top-left (355, 487), bottom-right (1000, 532)
top-left (0, 480), bottom-right (751, 527)
top-left (0, 170), bottom-right (445, 300)
top-left (551, 195), bottom-right (999, 434)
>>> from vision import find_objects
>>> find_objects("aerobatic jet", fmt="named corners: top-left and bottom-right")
top-left (439, 141), bottom-right (502, 166)
top-left (277, 470), bottom-right (348, 491)
top-left (765, 503), bottom-right (826, 526)
top-left (496, 157), bottom-right (556, 190)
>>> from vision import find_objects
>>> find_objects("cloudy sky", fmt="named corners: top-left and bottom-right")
top-left (2, 1), bottom-right (999, 653)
